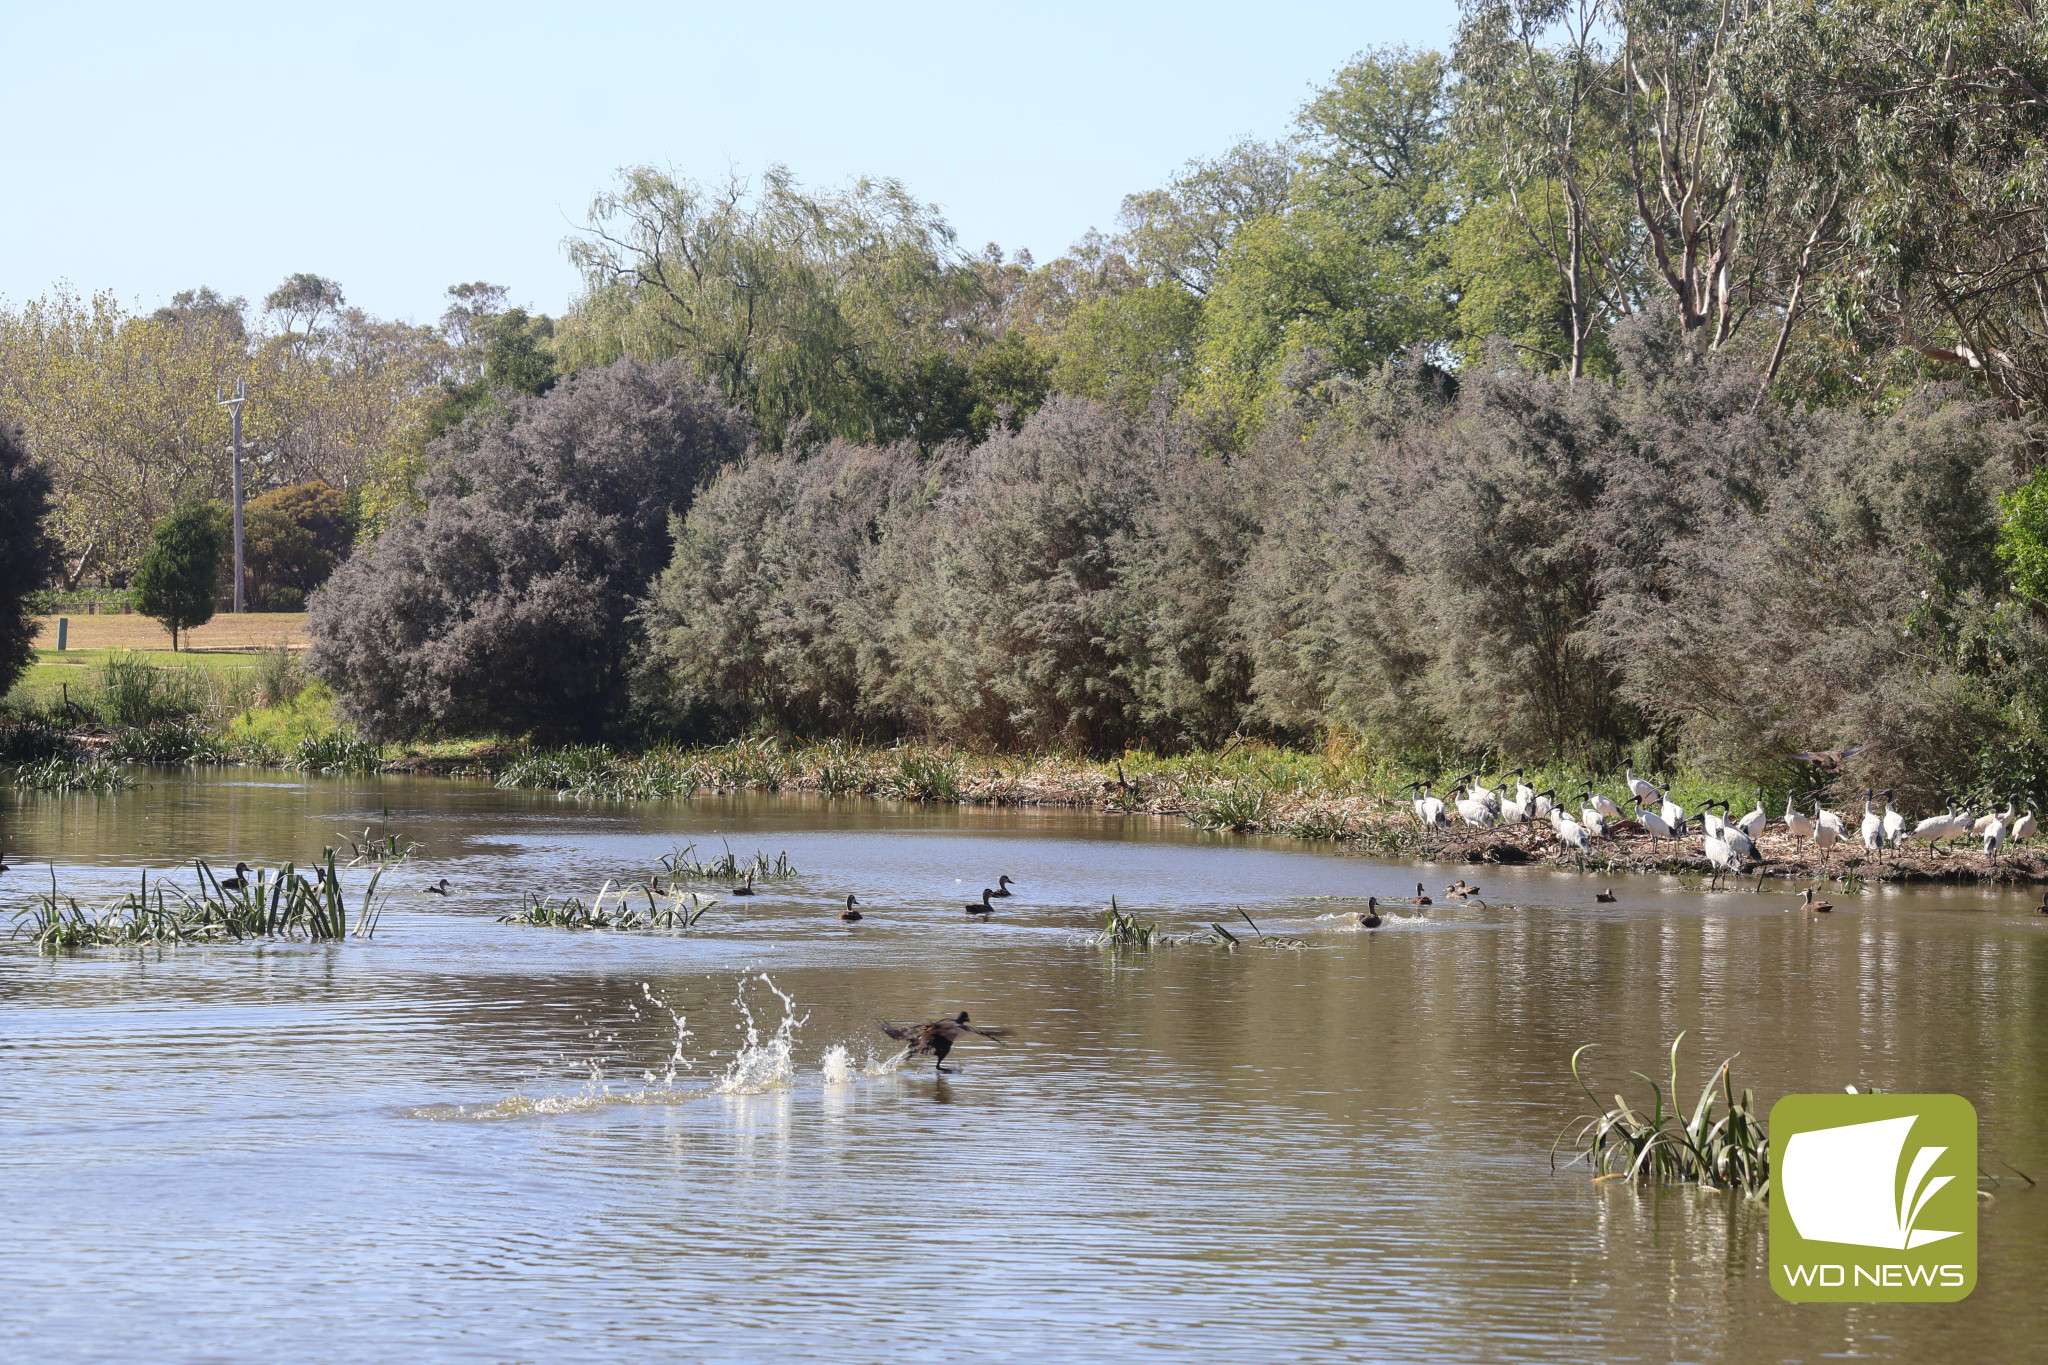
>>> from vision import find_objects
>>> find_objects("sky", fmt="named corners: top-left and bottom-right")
top-left (2, 1), bottom-right (1460, 329)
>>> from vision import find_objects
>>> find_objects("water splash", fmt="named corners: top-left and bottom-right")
top-left (714, 974), bottom-right (807, 1094)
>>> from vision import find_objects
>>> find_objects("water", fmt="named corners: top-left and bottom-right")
top-left (3, 770), bottom-right (2044, 1363)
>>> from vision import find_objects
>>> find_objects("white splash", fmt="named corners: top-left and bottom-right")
top-left (713, 973), bottom-right (808, 1095)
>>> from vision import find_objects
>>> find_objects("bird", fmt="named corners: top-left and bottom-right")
top-left (879, 1011), bottom-right (1011, 1075)
top-left (839, 894), bottom-right (863, 923)
top-left (1984, 806), bottom-right (2009, 857)
top-left (1712, 801), bottom-right (1757, 862)
top-left (1451, 786), bottom-right (1496, 828)
top-left (731, 871), bottom-right (756, 896)
top-left (1411, 882), bottom-right (1433, 906)
top-left (1636, 803), bottom-right (1675, 854)
top-left (1660, 789), bottom-right (1689, 838)
top-left (1791, 746), bottom-right (1864, 774)
top-left (2037, 891), bottom-right (2048, 915)
top-left (1626, 767), bottom-right (1661, 804)
top-left (1783, 793), bottom-right (1816, 845)
top-left (989, 875), bottom-right (1017, 898)
top-left (1590, 789), bottom-right (1624, 822)
top-left (423, 877), bottom-right (451, 896)
top-left (1443, 879), bottom-right (1480, 901)
top-left (1499, 786), bottom-right (1533, 825)
top-left (1906, 804), bottom-right (1957, 849)
top-left (966, 888), bottom-right (997, 917)
top-left (1360, 897), bottom-right (1383, 928)
top-left (1508, 767), bottom-right (1534, 807)
top-left (2014, 801), bottom-right (2038, 844)
top-left (1813, 795), bottom-right (1846, 863)
top-left (1703, 822), bottom-right (1743, 887)
top-left (1595, 888), bottom-right (1618, 903)
top-left (1556, 811), bottom-right (1591, 865)
top-left (1533, 788), bottom-right (1558, 819)
top-left (1407, 781), bottom-right (1449, 830)
top-left (1861, 789), bottom-right (1888, 858)
top-left (219, 861), bottom-right (251, 891)
top-left (1973, 800), bottom-right (2004, 837)
top-left (1881, 791), bottom-right (1906, 849)
top-left (1737, 790), bottom-right (1767, 843)
top-left (0, 850), bottom-right (10, 873)
top-left (1577, 792), bottom-right (1609, 840)
top-left (1802, 888), bottom-right (1834, 913)
top-left (1462, 772), bottom-right (1502, 814)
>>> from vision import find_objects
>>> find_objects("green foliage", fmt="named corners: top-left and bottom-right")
top-left (131, 499), bottom-right (225, 649)
top-left (14, 755), bottom-right (134, 792)
top-left (0, 421), bottom-right (59, 699)
top-left (1556, 1036), bottom-right (1770, 1193)
top-left (14, 858), bottom-right (383, 953)
top-left (243, 481), bottom-right (351, 608)
top-left (1997, 466), bottom-right (2048, 604)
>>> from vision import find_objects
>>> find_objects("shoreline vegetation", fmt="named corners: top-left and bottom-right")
top-left (8, 667), bottom-right (2045, 886)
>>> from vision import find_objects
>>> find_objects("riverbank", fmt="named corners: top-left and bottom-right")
top-left (8, 673), bottom-right (2045, 885)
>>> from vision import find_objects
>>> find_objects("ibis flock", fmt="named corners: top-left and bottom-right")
top-left (1402, 771), bottom-right (2039, 883)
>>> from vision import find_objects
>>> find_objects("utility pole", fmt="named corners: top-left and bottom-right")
top-left (216, 378), bottom-right (248, 613)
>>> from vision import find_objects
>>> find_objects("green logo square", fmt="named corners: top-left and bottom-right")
top-left (1769, 1093), bottom-right (1977, 1302)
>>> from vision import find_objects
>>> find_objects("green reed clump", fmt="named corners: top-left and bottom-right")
top-left (13, 856), bottom-right (384, 953)
top-left (657, 841), bottom-right (797, 881)
top-left (289, 730), bottom-right (381, 773)
top-left (1092, 896), bottom-right (1164, 947)
top-left (1554, 1033), bottom-right (1770, 1194)
top-left (96, 652), bottom-right (205, 727)
top-left (890, 750), bottom-right (960, 802)
top-left (498, 880), bottom-right (716, 930)
top-left (1190, 783), bottom-right (1272, 832)
top-left (106, 719), bottom-right (227, 765)
top-left (700, 738), bottom-right (784, 791)
top-left (14, 755), bottom-right (134, 792)
top-left (496, 744), bottom-right (619, 791)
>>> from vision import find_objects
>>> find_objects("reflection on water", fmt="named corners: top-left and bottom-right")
top-left (2, 770), bottom-right (2044, 1363)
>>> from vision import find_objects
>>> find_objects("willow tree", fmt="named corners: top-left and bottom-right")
top-left (562, 166), bottom-right (1001, 451)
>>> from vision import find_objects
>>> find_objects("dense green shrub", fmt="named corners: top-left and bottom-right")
top-left (0, 421), bottom-right (59, 695)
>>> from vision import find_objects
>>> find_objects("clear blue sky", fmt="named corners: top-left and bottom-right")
top-left (4, 1), bottom-right (1459, 327)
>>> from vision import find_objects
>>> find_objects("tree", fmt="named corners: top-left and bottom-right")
top-left (244, 481), bottom-right (352, 609)
top-left (306, 358), bottom-right (751, 740)
top-left (132, 500), bottom-right (226, 650)
top-left (0, 422), bottom-right (59, 696)
top-left (563, 166), bottom-right (993, 450)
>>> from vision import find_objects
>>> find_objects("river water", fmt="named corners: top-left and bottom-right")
top-left (2, 770), bottom-right (2043, 1363)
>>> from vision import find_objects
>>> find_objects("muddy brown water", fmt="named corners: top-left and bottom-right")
top-left (3, 769), bottom-right (2044, 1363)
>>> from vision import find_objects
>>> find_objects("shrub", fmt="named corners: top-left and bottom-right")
top-left (0, 421), bottom-right (60, 696)
top-left (244, 480), bottom-right (351, 608)
top-left (306, 358), bottom-right (750, 740)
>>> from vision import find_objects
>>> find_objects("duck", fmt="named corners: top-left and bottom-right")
top-left (731, 871), bottom-right (756, 897)
top-left (423, 877), bottom-right (451, 896)
top-left (1443, 879), bottom-right (1480, 901)
top-left (1802, 888), bottom-right (1833, 914)
top-left (219, 861), bottom-right (251, 892)
top-left (988, 875), bottom-right (1017, 898)
top-left (1361, 897), bottom-right (1383, 929)
top-left (839, 894), bottom-right (863, 923)
top-left (1595, 888), bottom-right (1617, 903)
top-left (880, 1011), bottom-right (1011, 1075)
top-left (1411, 882), bottom-right (1432, 906)
top-left (966, 888), bottom-right (997, 917)
top-left (2037, 892), bottom-right (2048, 915)
top-left (0, 850), bottom-right (10, 873)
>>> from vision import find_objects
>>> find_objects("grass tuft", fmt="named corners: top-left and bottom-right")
top-left (1553, 1033), bottom-right (1770, 1194)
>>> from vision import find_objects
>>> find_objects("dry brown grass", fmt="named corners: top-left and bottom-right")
top-left (31, 612), bottom-right (309, 654)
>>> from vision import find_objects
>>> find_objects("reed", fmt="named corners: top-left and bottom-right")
top-left (1190, 784), bottom-right (1272, 832)
top-left (656, 842), bottom-right (798, 881)
top-left (13, 755), bottom-right (134, 792)
top-left (252, 641), bottom-right (305, 708)
top-left (288, 731), bottom-right (381, 773)
top-left (335, 803), bottom-right (423, 864)
top-left (1553, 1034), bottom-right (1770, 1194)
top-left (891, 750), bottom-right (960, 802)
top-left (1091, 895), bottom-right (1164, 947)
top-left (12, 856), bottom-right (384, 953)
top-left (498, 880), bottom-right (718, 930)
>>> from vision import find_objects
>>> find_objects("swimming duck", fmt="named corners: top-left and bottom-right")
top-left (1412, 882), bottom-right (1433, 906)
top-left (219, 861), bottom-right (251, 891)
top-left (839, 893), bottom-right (862, 923)
top-left (879, 1011), bottom-right (1011, 1074)
top-left (1361, 897), bottom-right (1383, 929)
top-left (966, 888), bottom-right (996, 917)
top-left (989, 875), bottom-right (1017, 898)
top-left (1802, 888), bottom-right (1834, 914)
top-left (731, 871), bottom-right (756, 896)
top-left (1595, 888), bottom-right (1617, 903)
top-left (423, 877), bottom-right (451, 896)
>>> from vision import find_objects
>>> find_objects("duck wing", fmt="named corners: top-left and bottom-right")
top-left (961, 1024), bottom-right (1012, 1042)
